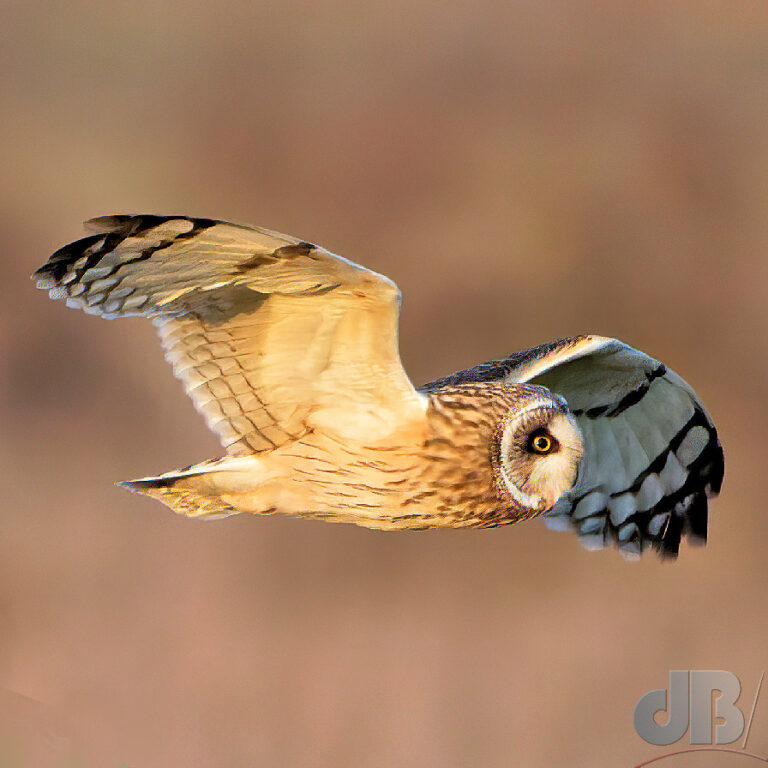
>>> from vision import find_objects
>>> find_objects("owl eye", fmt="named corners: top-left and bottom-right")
top-left (527, 429), bottom-right (556, 454)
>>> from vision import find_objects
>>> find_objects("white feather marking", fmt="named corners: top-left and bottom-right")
top-left (618, 533), bottom-right (642, 561)
top-left (121, 293), bottom-right (150, 312)
top-left (83, 265), bottom-right (119, 282)
top-left (659, 452), bottom-right (687, 494)
top-left (145, 219), bottom-right (196, 237)
top-left (510, 336), bottom-right (615, 386)
top-left (676, 426), bottom-right (709, 467)
top-left (103, 299), bottom-right (124, 315)
top-left (647, 513), bottom-right (669, 536)
top-left (35, 273), bottom-right (56, 289)
top-left (88, 277), bottom-right (119, 294)
top-left (105, 285), bottom-right (135, 299)
top-left (543, 515), bottom-right (571, 531)
top-left (579, 518), bottom-right (605, 536)
top-left (618, 521), bottom-right (639, 541)
top-left (572, 491), bottom-right (607, 520)
top-left (580, 534), bottom-right (607, 551)
top-left (636, 473), bottom-right (664, 511)
top-left (608, 493), bottom-right (636, 526)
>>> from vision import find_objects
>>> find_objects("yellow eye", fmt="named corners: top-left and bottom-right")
top-left (528, 431), bottom-right (554, 454)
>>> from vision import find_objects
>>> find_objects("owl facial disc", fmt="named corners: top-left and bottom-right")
top-left (497, 394), bottom-right (584, 515)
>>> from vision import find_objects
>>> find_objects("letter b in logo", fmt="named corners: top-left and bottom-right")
top-left (634, 670), bottom-right (744, 746)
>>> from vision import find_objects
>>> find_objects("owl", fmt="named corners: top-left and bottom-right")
top-left (33, 215), bottom-right (723, 559)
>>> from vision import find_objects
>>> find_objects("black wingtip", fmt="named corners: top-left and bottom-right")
top-left (33, 233), bottom-right (108, 286)
top-left (33, 215), bottom-right (222, 295)
top-left (706, 442), bottom-right (725, 498)
top-left (685, 492), bottom-right (709, 544)
top-left (118, 477), bottom-right (176, 492)
top-left (656, 513), bottom-right (683, 559)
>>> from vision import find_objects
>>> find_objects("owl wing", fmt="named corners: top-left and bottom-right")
top-left (515, 336), bottom-right (723, 559)
top-left (424, 335), bottom-right (723, 558)
top-left (33, 215), bottom-right (427, 454)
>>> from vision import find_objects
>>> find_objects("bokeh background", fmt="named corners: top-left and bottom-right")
top-left (1, 2), bottom-right (767, 766)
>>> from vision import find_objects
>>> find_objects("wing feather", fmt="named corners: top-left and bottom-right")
top-left (516, 337), bottom-right (723, 558)
top-left (34, 215), bottom-right (427, 454)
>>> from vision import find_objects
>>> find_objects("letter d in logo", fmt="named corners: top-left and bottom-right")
top-left (634, 670), bottom-right (690, 746)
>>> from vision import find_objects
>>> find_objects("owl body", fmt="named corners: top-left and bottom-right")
top-left (135, 381), bottom-right (558, 530)
top-left (34, 215), bottom-right (724, 558)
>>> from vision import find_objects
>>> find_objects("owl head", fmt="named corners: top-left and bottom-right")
top-left (494, 386), bottom-right (584, 516)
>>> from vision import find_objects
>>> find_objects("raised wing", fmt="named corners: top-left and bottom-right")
top-left (34, 215), bottom-right (427, 454)
top-left (424, 335), bottom-right (724, 558)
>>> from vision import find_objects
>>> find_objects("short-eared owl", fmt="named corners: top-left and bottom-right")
top-left (34, 215), bottom-right (723, 559)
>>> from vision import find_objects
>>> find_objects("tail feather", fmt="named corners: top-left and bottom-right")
top-left (119, 458), bottom-right (244, 520)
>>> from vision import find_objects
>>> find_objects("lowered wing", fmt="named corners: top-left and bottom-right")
top-left (424, 335), bottom-right (724, 558)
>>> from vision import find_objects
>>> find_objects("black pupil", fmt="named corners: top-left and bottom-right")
top-left (528, 429), bottom-right (553, 454)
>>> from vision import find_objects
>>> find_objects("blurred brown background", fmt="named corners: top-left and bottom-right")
top-left (1, 2), bottom-right (767, 766)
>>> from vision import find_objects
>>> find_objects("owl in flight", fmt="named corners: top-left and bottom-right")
top-left (34, 215), bottom-right (723, 559)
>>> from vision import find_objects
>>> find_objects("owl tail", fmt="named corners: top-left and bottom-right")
top-left (118, 457), bottom-right (250, 520)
